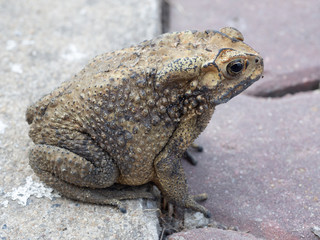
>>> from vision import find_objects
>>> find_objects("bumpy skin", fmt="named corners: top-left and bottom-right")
top-left (26, 27), bottom-right (263, 217)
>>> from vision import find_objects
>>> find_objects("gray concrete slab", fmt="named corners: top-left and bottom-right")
top-left (0, 0), bottom-right (161, 239)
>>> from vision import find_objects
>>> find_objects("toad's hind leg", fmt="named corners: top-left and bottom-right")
top-left (29, 144), bottom-right (119, 188)
top-left (34, 169), bottom-right (129, 212)
top-left (29, 145), bottom-right (153, 212)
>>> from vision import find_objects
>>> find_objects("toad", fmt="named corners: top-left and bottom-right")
top-left (26, 27), bottom-right (263, 217)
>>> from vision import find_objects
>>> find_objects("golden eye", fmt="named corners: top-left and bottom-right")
top-left (226, 59), bottom-right (244, 76)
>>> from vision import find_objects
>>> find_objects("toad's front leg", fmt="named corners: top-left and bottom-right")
top-left (153, 109), bottom-right (213, 218)
top-left (154, 153), bottom-right (211, 217)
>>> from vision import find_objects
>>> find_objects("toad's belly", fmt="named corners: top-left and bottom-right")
top-left (117, 163), bottom-right (155, 185)
top-left (113, 124), bottom-right (175, 186)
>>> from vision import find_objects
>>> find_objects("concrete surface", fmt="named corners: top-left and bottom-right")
top-left (168, 227), bottom-right (262, 240)
top-left (168, 0), bottom-right (320, 239)
top-left (0, 0), bottom-right (161, 239)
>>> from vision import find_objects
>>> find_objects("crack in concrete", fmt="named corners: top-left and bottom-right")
top-left (252, 79), bottom-right (320, 98)
top-left (245, 66), bottom-right (320, 98)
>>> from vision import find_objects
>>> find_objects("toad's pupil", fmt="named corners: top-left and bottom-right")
top-left (230, 62), bottom-right (243, 73)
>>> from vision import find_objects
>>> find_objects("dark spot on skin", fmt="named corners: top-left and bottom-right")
top-left (130, 73), bottom-right (138, 79)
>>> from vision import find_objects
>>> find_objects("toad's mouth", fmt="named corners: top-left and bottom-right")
top-left (213, 74), bottom-right (261, 105)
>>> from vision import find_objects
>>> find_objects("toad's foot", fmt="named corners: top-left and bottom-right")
top-left (192, 193), bottom-right (208, 202)
top-left (32, 170), bottom-right (155, 213)
top-left (183, 143), bottom-right (204, 166)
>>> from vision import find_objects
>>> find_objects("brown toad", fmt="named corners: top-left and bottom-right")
top-left (26, 27), bottom-right (263, 217)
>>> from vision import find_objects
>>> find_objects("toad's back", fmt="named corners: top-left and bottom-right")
top-left (26, 30), bottom-right (232, 184)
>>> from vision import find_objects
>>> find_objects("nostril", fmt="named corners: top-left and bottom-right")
top-left (255, 57), bottom-right (264, 67)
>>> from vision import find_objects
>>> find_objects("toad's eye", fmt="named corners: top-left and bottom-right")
top-left (227, 59), bottom-right (244, 76)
